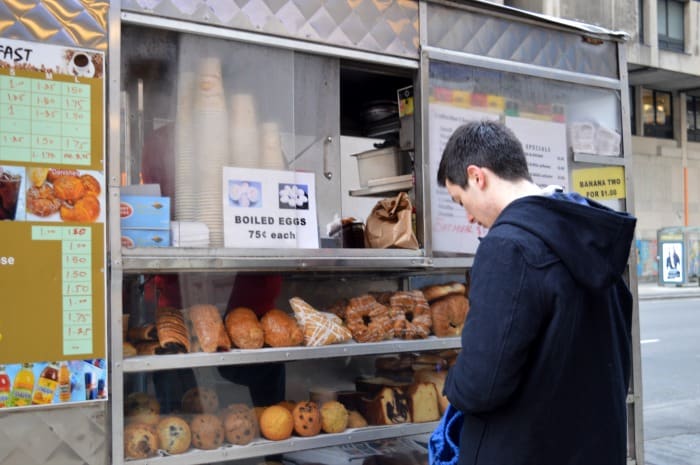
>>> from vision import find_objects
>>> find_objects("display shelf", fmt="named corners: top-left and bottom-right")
top-left (123, 336), bottom-right (461, 372)
top-left (349, 174), bottom-right (414, 197)
top-left (125, 422), bottom-right (437, 465)
top-left (572, 151), bottom-right (626, 166)
top-left (119, 247), bottom-right (428, 272)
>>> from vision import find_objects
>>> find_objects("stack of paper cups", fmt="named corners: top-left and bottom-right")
top-left (229, 93), bottom-right (259, 168)
top-left (193, 57), bottom-right (228, 247)
top-left (174, 70), bottom-right (197, 222)
top-left (260, 122), bottom-right (286, 170)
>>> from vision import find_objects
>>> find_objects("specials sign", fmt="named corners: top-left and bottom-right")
top-left (222, 167), bottom-right (319, 248)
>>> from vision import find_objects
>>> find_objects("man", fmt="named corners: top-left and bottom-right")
top-left (438, 121), bottom-right (636, 465)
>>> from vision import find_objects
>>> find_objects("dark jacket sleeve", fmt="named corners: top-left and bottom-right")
top-left (444, 236), bottom-right (547, 414)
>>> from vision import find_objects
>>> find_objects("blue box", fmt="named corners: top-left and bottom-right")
top-left (120, 195), bottom-right (170, 229)
top-left (121, 229), bottom-right (171, 248)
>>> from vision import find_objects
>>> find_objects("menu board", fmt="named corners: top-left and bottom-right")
top-left (428, 102), bottom-right (498, 254)
top-left (0, 39), bottom-right (106, 409)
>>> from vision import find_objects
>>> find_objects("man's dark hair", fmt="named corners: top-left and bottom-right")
top-left (437, 120), bottom-right (532, 187)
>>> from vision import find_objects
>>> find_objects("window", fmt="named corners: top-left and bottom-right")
top-left (642, 88), bottom-right (673, 138)
top-left (638, 0), bottom-right (644, 43)
top-left (658, 0), bottom-right (685, 52)
top-left (687, 96), bottom-right (700, 141)
top-left (630, 86), bottom-right (637, 135)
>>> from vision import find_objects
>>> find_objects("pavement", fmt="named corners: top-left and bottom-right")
top-left (637, 281), bottom-right (700, 300)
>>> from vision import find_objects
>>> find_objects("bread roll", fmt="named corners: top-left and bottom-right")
top-left (260, 309), bottom-right (303, 347)
top-left (421, 282), bottom-right (466, 303)
top-left (187, 304), bottom-right (231, 352)
top-left (225, 307), bottom-right (264, 349)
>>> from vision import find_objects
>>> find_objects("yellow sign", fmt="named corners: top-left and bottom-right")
top-left (572, 166), bottom-right (626, 200)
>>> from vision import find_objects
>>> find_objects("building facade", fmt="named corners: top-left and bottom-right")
top-left (503, 0), bottom-right (700, 281)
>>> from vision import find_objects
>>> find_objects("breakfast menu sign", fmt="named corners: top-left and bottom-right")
top-left (0, 39), bottom-right (106, 408)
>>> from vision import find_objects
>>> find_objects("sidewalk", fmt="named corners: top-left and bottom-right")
top-left (637, 281), bottom-right (700, 300)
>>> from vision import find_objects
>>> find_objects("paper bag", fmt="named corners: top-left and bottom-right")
top-left (364, 192), bottom-right (419, 249)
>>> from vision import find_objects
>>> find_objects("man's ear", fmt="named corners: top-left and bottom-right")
top-left (466, 165), bottom-right (484, 188)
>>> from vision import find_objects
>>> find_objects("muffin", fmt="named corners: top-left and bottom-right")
top-left (182, 386), bottom-right (220, 414)
top-left (222, 408), bottom-right (256, 445)
top-left (347, 410), bottom-right (368, 428)
top-left (124, 422), bottom-right (159, 459)
top-left (292, 401), bottom-right (322, 437)
top-left (320, 400), bottom-right (349, 433)
top-left (259, 405), bottom-right (294, 441)
top-left (156, 416), bottom-right (191, 454)
top-left (189, 413), bottom-right (224, 450)
top-left (125, 392), bottom-right (160, 425)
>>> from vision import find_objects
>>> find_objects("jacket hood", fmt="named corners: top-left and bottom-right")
top-left (493, 193), bottom-right (637, 291)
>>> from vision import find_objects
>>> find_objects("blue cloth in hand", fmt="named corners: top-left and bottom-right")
top-left (428, 404), bottom-right (464, 465)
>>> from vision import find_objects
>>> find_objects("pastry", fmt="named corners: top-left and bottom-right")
top-left (421, 282), bottom-right (467, 302)
top-left (155, 307), bottom-right (191, 353)
top-left (289, 297), bottom-right (352, 346)
top-left (430, 294), bottom-right (469, 337)
top-left (221, 407), bottom-right (256, 445)
top-left (182, 386), bottom-right (220, 414)
top-left (124, 422), bottom-right (159, 459)
top-left (189, 413), bottom-right (224, 450)
top-left (344, 295), bottom-right (394, 343)
top-left (388, 290), bottom-right (432, 339)
top-left (136, 341), bottom-right (160, 355)
top-left (319, 400), bottom-right (348, 434)
top-left (406, 382), bottom-right (440, 423)
top-left (125, 392), bottom-right (160, 425)
top-left (259, 405), bottom-right (294, 441)
top-left (123, 341), bottom-right (137, 358)
top-left (260, 309), bottom-right (304, 347)
top-left (292, 401), bottom-right (322, 437)
top-left (222, 403), bottom-right (259, 436)
top-left (362, 387), bottom-right (410, 425)
top-left (157, 415), bottom-right (192, 454)
top-left (127, 324), bottom-right (157, 342)
top-left (187, 304), bottom-right (231, 352)
top-left (225, 307), bottom-right (264, 349)
top-left (347, 410), bottom-right (368, 428)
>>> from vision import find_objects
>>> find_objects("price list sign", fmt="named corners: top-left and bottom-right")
top-left (0, 38), bottom-right (106, 401)
top-left (1, 77), bottom-right (92, 165)
top-left (32, 226), bottom-right (94, 355)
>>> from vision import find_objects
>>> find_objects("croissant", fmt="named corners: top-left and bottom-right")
top-left (289, 297), bottom-right (352, 347)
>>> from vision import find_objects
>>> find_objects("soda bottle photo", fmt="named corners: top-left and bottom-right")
top-left (58, 361), bottom-right (71, 403)
top-left (32, 362), bottom-right (59, 405)
top-left (10, 363), bottom-right (34, 406)
top-left (0, 365), bottom-right (10, 408)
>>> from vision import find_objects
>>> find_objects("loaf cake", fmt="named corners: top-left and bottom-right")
top-left (406, 382), bottom-right (440, 423)
top-left (362, 387), bottom-right (411, 425)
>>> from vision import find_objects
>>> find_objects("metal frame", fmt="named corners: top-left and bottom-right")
top-left (107, 4), bottom-right (643, 465)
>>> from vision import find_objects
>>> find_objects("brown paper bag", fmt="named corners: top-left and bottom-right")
top-left (364, 192), bottom-right (419, 249)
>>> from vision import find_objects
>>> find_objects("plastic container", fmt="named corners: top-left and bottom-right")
top-left (352, 146), bottom-right (401, 187)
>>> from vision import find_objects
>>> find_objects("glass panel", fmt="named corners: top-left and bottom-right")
top-left (658, 0), bottom-right (668, 36)
top-left (427, 61), bottom-right (622, 255)
top-left (642, 88), bottom-right (655, 124)
top-left (121, 26), bottom-right (416, 250)
top-left (121, 270), bottom-right (465, 458)
top-left (668, 1), bottom-right (685, 41)
top-left (686, 96), bottom-right (695, 131)
top-left (656, 92), bottom-right (672, 125)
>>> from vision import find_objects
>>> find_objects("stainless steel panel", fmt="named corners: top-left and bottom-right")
top-left (0, 0), bottom-right (108, 49)
top-left (426, 2), bottom-right (619, 79)
top-left (0, 404), bottom-right (108, 465)
top-left (121, 0), bottom-right (419, 58)
top-left (123, 336), bottom-right (461, 371)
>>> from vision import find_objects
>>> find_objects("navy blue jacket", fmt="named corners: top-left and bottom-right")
top-left (443, 193), bottom-right (636, 465)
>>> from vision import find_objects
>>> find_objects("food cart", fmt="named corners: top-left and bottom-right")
top-left (0, 1), bottom-right (643, 464)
